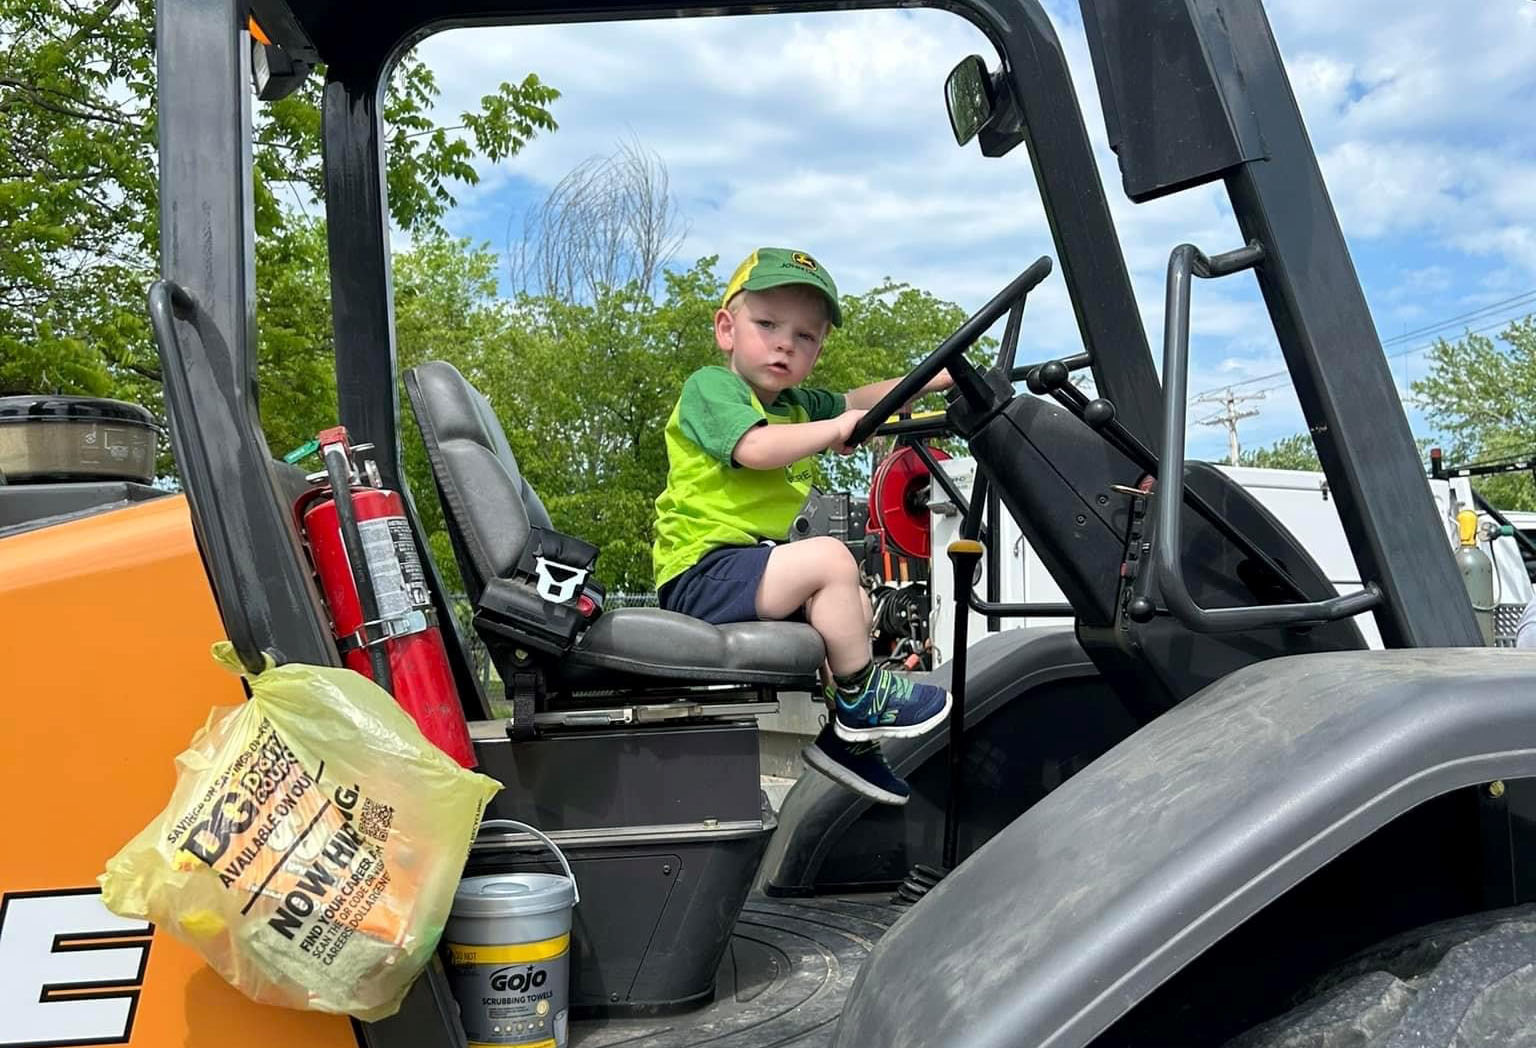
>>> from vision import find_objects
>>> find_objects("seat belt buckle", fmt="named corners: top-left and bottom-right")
top-left (534, 557), bottom-right (589, 604)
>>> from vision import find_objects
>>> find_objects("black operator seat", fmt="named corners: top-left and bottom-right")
top-left (403, 360), bottom-right (824, 696)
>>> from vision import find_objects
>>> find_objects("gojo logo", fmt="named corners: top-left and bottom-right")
top-left (489, 965), bottom-right (547, 993)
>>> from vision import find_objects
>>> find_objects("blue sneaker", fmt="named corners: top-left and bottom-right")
top-left (802, 724), bottom-right (910, 806)
top-left (832, 667), bottom-right (951, 742)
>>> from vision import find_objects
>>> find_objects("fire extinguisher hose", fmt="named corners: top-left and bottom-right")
top-left (322, 443), bottom-right (395, 694)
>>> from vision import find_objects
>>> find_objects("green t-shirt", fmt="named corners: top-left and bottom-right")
top-left (652, 366), bottom-right (845, 588)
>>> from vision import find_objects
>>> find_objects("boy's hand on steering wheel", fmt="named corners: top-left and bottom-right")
top-left (901, 369), bottom-right (955, 414)
top-left (832, 408), bottom-right (869, 455)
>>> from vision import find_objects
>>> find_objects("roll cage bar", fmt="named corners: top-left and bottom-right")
top-left (153, 0), bottom-right (1481, 676)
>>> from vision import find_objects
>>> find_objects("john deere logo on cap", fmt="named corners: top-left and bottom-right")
top-left (791, 252), bottom-right (818, 271)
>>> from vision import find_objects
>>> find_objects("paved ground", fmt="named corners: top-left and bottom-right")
top-left (756, 689), bottom-right (821, 786)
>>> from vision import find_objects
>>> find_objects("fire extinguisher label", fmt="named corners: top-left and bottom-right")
top-left (357, 516), bottom-right (430, 630)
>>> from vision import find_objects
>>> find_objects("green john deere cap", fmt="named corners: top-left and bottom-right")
top-left (722, 247), bottom-right (842, 326)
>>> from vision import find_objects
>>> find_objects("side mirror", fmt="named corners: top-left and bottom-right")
top-left (945, 55), bottom-right (995, 146)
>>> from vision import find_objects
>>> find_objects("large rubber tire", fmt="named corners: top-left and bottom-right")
top-left (1225, 905), bottom-right (1536, 1047)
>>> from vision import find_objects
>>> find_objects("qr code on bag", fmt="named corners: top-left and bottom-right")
top-left (360, 797), bottom-right (394, 842)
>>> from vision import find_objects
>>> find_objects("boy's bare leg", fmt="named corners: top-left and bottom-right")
top-left (755, 537), bottom-right (872, 676)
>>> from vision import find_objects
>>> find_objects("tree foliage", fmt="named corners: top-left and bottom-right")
top-left (2, 3), bottom-right (984, 595)
top-left (0, 0), bottom-right (557, 408)
top-left (1237, 432), bottom-right (1322, 471)
top-left (1412, 317), bottom-right (1536, 511)
top-left (388, 256), bottom-right (979, 591)
top-left (0, 0), bottom-right (159, 400)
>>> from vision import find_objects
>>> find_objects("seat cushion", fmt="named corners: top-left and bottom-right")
top-left (558, 608), bottom-right (825, 687)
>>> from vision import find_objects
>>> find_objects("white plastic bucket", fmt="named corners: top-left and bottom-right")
top-left (445, 820), bottom-right (580, 1048)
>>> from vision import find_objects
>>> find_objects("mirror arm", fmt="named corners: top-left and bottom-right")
top-left (979, 72), bottom-right (1027, 158)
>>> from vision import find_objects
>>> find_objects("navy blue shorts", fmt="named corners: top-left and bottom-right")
top-left (659, 544), bottom-right (774, 625)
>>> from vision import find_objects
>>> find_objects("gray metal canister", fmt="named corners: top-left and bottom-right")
top-left (445, 821), bottom-right (579, 1048)
top-left (1457, 542), bottom-right (1496, 646)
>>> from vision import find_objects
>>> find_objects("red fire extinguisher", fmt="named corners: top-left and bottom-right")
top-left (296, 426), bottom-right (478, 768)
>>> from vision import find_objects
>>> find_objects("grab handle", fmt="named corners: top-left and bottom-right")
top-left (473, 819), bottom-right (580, 905)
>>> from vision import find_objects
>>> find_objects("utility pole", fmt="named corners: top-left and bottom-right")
top-left (1194, 387), bottom-right (1264, 465)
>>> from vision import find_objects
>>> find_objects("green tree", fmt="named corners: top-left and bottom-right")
top-left (0, 0), bottom-right (557, 423)
top-left (424, 264), bottom-right (980, 590)
top-left (0, 0), bottom-right (159, 400)
top-left (470, 261), bottom-right (725, 588)
top-left (1238, 433), bottom-right (1322, 471)
top-left (1412, 317), bottom-right (1536, 511)
top-left (388, 233), bottom-right (521, 585)
top-left (252, 219), bottom-right (338, 458)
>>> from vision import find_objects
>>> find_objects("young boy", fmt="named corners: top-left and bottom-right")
top-left (652, 247), bottom-right (953, 805)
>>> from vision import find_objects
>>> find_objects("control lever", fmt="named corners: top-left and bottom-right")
top-left (1028, 360), bottom-right (1158, 474)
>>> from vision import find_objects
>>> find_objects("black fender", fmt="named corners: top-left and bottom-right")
top-left (835, 649), bottom-right (1536, 1048)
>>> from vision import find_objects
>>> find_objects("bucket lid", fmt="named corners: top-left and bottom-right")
top-left (453, 873), bottom-right (575, 918)
top-left (0, 396), bottom-right (156, 427)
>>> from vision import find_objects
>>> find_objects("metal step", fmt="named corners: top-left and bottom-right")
top-left (571, 894), bottom-right (905, 1047)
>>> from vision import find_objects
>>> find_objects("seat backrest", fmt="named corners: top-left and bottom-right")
top-left (403, 360), bottom-right (550, 602)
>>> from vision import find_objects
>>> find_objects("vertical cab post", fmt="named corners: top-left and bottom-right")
top-left (322, 61), bottom-right (493, 718)
top-left (154, 0), bottom-right (333, 667)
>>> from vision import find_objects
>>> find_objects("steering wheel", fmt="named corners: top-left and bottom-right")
top-left (846, 255), bottom-right (1053, 447)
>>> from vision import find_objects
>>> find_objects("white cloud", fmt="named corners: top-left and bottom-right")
top-left (407, 0), bottom-right (1535, 457)
top-left (1389, 266), bottom-right (1454, 299)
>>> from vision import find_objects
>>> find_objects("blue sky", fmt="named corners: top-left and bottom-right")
top-left (410, 0), bottom-right (1536, 462)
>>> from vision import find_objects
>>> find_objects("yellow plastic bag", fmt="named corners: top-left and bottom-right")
top-left (101, 642), bottom-right (501, 1020)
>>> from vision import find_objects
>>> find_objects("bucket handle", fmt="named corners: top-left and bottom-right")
top-left (474, 819), bottom-right (580, 906)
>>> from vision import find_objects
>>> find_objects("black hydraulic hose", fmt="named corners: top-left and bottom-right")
top-left (323, 444), bottom-right (394, 693)
top-left (1473, 490), bottom-right (1536, 563)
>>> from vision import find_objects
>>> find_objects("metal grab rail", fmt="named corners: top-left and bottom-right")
top-left (1130, 244), bottom-right (1382, 633)
top-left (967, 594), bottom-right (1074, 618)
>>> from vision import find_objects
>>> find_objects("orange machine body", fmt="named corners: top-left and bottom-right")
top-left (0, 495), bottom-right (356, 1048)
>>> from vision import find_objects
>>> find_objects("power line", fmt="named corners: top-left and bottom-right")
top-left (1187, 303), bottom-right (1536, 403)
top-left (1194, 387), bottom-right (1265, 465)
top-left (1380, 288), bottom-right (1536, 346)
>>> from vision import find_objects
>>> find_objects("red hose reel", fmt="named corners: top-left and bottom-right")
top-left (868, 445), bottom-right (950, 559)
